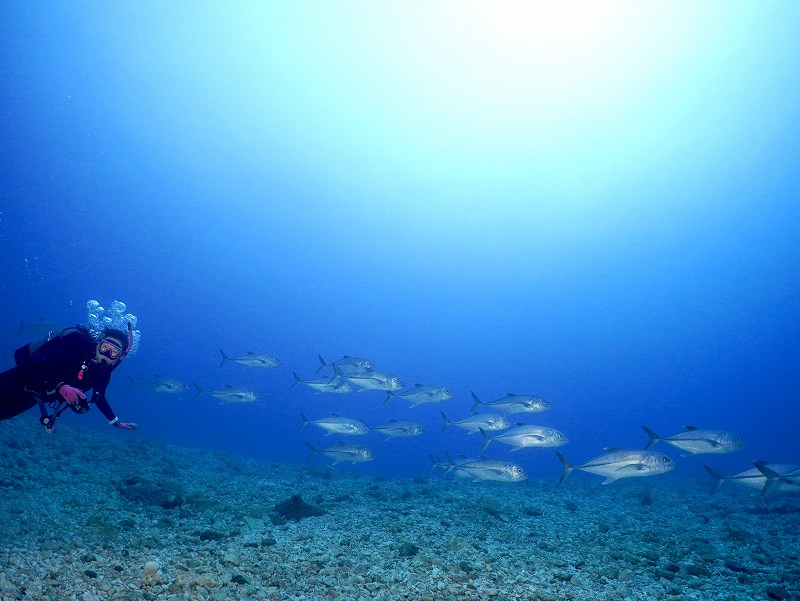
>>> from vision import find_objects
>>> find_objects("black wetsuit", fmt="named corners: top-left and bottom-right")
top-left (0, 326), bottom-right (120, 423)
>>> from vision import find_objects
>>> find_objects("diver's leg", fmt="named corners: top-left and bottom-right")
top-left (0, 367), bottom-right (37, 421)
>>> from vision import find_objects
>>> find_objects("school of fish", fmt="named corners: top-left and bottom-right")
top-left (113, 344), bottom-right (793, 495)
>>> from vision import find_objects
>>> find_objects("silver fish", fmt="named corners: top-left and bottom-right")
top-left (193, 384), bottom-right (259, 404)
top-left (448, 457), bottom-right (528, 483)
top-left (291, 372), bottom-right (354, 393)
top-left (299, 412), bottom-right (369, 436)
top-left (557, 449), bottom-right (675, 485)
top-left (18, 319), bottom-right (64, 338)
top-left (481, 424), bottom-right (568, 452)
top-left (470, 391), bottom-right (551, 415)
top-left (372, 420), bottom-right (425, 440)
top-left (642, 425), bottom-right (745, 456)
top-left (705, 462), bottom-right (800, 496)
top-left (219, 350), bottom-right (281, 368)
top-left (441, 412), bottom-right (510, 434)
top-left (344, 371), bottom-right (404, 392)
top-left (316, 354), bottom-right (375, 375)
top-left (128, 374), bottom-right (188, 394)
top-left (305, 441), bottom-right (374, 465)
top-left (386, 384), bottom-right (452, 406)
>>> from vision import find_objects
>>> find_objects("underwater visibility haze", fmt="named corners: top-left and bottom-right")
top-left (1, 2), bottom-right (800, 599)
top-left (2, 0), bottom-right (799, 495)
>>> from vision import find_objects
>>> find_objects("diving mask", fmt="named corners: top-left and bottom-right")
top-left (98, 338), bottom-right (124, 360)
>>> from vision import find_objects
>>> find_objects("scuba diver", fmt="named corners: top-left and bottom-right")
top-left (0, 301), bottom-right (139, 433)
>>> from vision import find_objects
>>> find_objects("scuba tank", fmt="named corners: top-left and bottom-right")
top-left (13, 325), bottom-right (89, 370)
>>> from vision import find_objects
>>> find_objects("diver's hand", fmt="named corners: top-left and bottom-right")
top-left (57, 384), bottom-right (86, 406)
top-left (113, 421), bottom-right (138, 431)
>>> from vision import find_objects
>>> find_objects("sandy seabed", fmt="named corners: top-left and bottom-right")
top-left (1, 416), bottom-right (798, 601)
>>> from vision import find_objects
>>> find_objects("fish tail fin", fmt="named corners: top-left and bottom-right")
top-left (556, 452), bottom-right (572, 485)
top-left (469, 391), bottom-right (483, 414)
top-left (479, 428), bottom-right (491, 452)
top-left (304, 442), bottom-right (318, 461)
top-left (299, 412), bottom-right (309, 431)
top-left (316, 354), bottom-right (328, 373)
top-left (703, 465), bottom-right (726, 495)
top-left (641, 425), bottom-right (660, 450)
top-left (444, 450), bottom-right (456, 474)
top-left (384, 391), bottom-right (393, 405)
top-left (753, 460), bottom-right (782, 496)
top-left (291, 371), bottom-right (302, 388)
top-left (427, 454), bottom-right (440, 476)
top-left (440, 411), bottom-right (451, 432)
top-left (127, 375), bottom-right (136, 391)
top-left (219, 349), bottom-right (229, 368)
top-left (193, 384), bottom-right (204, 399)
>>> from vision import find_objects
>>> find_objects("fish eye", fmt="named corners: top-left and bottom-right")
top-left (662, 457), bottom-right (671, 463)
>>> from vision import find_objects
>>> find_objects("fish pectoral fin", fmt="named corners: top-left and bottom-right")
top-left (616, 464), bottom-right (646, 472)
top-left (601, 476), bottom-right (620, 485)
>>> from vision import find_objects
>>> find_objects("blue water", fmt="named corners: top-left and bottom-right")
top-left (1, 2), bottom-right (799, 485)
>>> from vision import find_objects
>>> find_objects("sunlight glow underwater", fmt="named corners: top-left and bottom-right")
top-left (96, 1), bottom-right (781, 229)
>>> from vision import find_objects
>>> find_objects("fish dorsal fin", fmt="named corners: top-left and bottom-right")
top-left (515, 422), bottom-right (527, 426)
top-left (505, 393), bottom-right (516, 397)
top-left (604, 447), bottom-right (622, 453)
top-left (247, 351), bottom-right (256, 354)
top-left (684, 426), bottom-right (699, 430)
top-left (753, 461), bottom-right (778, 478)
top-left (329, 412), bottom-right (340, 417)
top-left (388, 418), bottom-right (397, 423)
top-left (224, 384), bottom-right (233, 388)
